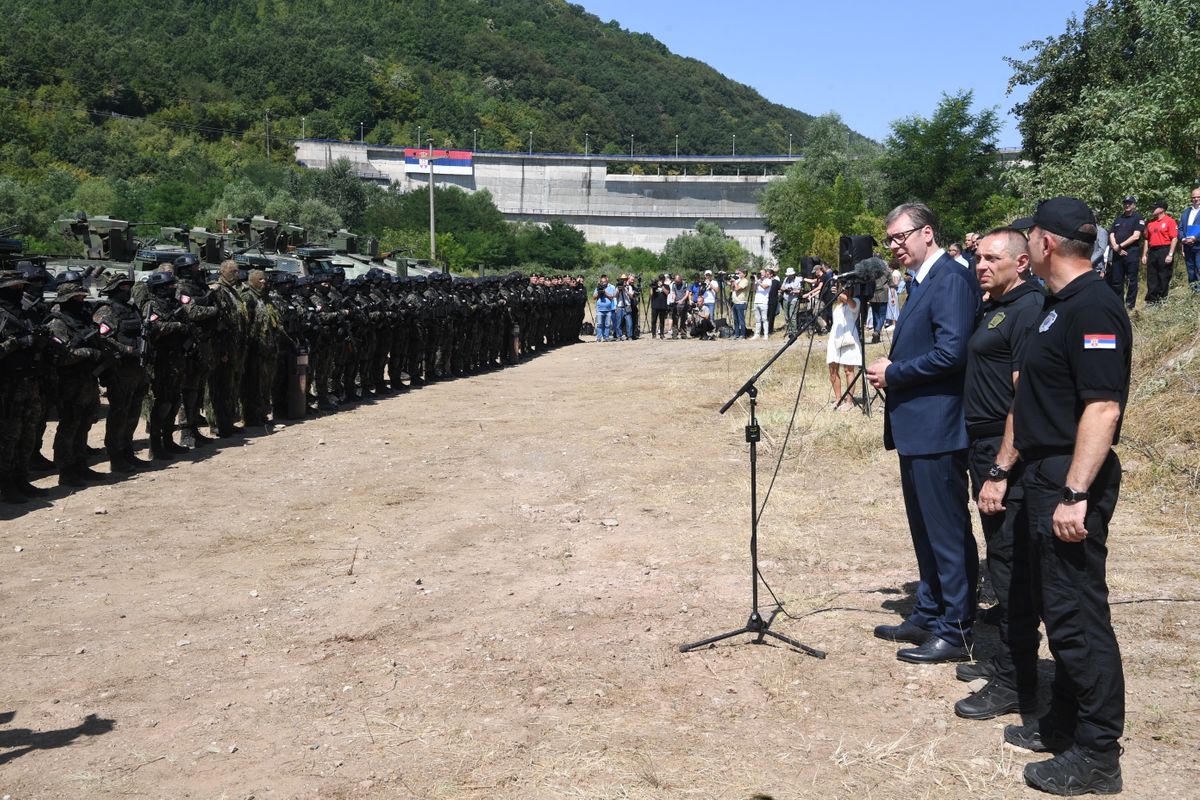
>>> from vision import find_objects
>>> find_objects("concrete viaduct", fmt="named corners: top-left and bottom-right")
top-left (294, 139), bottom-right (800, 257)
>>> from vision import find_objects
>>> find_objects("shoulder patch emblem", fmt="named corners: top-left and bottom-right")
top-left (1083, 333), bottom-right (1117, 350)
top-left (1038, 309), bottom-right (1057, 333)
top-left (987, 311), bottom-right (1006, 330)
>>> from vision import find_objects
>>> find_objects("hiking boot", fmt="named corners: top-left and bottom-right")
top-left (1023, 745), bottom-right (1122, 795)
top-left (1005, 718), bottom-right (1075, 753)
top-left (954, 678), bottom-right (1038, 720)
top-left (956, 658), bottom-right (996, 682)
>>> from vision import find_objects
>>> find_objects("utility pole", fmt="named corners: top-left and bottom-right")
top-left (265, 109), bottom-right (270, 158)
top-left (473, 128), bottom-right (478, 151)
top-left (301, 116), bottom-right (306, 139)
top-left (629, 134), bottom-right (633, 158)
top-left (788, 132), bottom-right (793, 157)
top-left (675, 134), bottom-right (679, 158)
top-left (528, 130), bottom-right (533, 155)
top-left (585, 132), bottom-right (589, 157)
top-left (426, 139), bottom-right (439, 270)
top-left (732, 133), bottom-right (736, 157)
top-left (417, 125), bottom-right (421, 148)
top-left (359, 122), bottom-right (364, 143)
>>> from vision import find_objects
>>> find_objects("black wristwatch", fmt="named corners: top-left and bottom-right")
top-left (986, 463), bottom-right (1010, 481)
top-left (1061, 486), bottom-right (1089, 504)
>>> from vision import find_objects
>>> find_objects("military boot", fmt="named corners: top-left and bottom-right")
top-left (28, 451), bottom-right (55, 472)
top-left (121, 449), bottom-right (152, 468)
top-left (14, 477), bottom-right (49, 498)
top-left (1024, 745), bottom-right (1122, 795)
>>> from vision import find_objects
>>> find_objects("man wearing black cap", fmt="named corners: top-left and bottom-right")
top-left (1141, 199), bottom-right (1178, 305)
top-left (93, 274), bottom-right (151, 472)
top-left (1008, 197), bottom-right (1129, 795)
top-left (1107, 196), bottom-right (1144, 310)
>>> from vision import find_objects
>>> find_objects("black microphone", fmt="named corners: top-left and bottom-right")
top-left (834, 256), bottom-right (889, 283)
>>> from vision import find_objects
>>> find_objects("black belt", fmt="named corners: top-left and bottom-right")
top-left (1148, 244), bottom-right (1170, 250)
top-left (968, 421), bottom-right (1006, 439)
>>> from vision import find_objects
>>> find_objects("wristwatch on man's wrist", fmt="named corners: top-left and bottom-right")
top-left (986, 463), bottom-right (1009, 481)
top-left (1061, 486), bottom-right (1089, 504)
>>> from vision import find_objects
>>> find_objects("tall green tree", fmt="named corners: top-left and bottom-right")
top-left (878, 90), bottom-right (1005, 240)
top-left (1008, 0), bottom-right (1200, 211)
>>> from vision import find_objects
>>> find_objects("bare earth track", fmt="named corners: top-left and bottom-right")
top-left (2, 337), bottom-right (1197, 799)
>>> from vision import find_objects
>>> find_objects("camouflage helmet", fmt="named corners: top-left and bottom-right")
top-left (100, 273), bottom-right (135, 294)
top-left (0, 270), bottom-right (30, 290)
top-left (55, 281), bottom-right (88, 302)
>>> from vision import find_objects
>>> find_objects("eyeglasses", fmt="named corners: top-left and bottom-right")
top-left (884, 226), bottom-right (926, 247)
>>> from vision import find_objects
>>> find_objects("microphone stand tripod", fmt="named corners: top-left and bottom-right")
top-left (679, 314), bottom-right (829, 658)
top-left (835, 282), bottom-right (885, 416)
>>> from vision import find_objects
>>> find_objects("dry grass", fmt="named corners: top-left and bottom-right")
top-left (1121, 294), bottom-right (1200, 519)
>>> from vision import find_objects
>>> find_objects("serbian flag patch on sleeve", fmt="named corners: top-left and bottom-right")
top-left (1083, 333), bottom-right (1117, 349)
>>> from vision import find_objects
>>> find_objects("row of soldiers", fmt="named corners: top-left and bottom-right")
top-left (0, 259), bottom-right (588, 503)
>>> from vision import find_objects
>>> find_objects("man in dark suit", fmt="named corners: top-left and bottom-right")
top-left (866, 202), bottom-right (981, 664)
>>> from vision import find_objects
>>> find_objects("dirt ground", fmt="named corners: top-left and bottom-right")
top-left (2, 333), bottom-right (1198, 799)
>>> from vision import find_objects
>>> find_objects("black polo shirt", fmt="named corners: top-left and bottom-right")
top-left (964, 280), bottom-right (1044, 434)
top-left (1013, 270), bottom-right (1132, 455)
top-left (1110, 211), bottom-right (1145, 250)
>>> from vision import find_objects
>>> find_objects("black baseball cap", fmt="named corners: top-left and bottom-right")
top-left (1122, 195), bottom-right (1136, 204)
top-left (1011, 197), bottom-right (1098, 244)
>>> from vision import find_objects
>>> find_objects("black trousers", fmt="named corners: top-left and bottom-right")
top-left (1144, 245), bottom-right (1173, 303)
top-left (968, 436), bottom-right (1039, 694)
top-left (1106, 247), bottom-right (1140, 309)
top-left (650, 307), bottom-right (667, 335)
top-left (1022, 451), bottom-right (1124, 752)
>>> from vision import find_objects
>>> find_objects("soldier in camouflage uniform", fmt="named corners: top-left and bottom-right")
top-left (209, 259), bottom-right (249, 437)
top-left (0, 270), bottom-right (50, 503)
top-left (240, 269), bottom-right (282, 429)
top-left (173, 255), bottom-right (219, 448)
top-left (93, 274), bottom-right (151, 472)
top-left (46, 280), bottom-right (107, 486)
top-left (385, 278), bottom-right (410, 391)
top-left (267, 271), bottom-right (304, 419)
top-left (137, 271), bottom-right (192, 459)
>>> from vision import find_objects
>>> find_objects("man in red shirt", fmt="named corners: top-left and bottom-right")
top-left (1141, 199), bottom-right (1178, 305)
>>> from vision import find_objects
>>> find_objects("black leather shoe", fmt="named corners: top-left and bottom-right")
top-left (1005, 719), bottom-right (1075, 753)
top-left (955, 679), bottom-right (1038, 720)
top-left (873, 620), bottom-right (934, 645)
top-left (896, 636), bottom-right (970, 664)
top-left (1024, 745), bottom-right (1121, 795)
top-left (956, 658), bottom-right (996, 682)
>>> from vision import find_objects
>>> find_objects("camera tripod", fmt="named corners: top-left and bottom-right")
top-left (679, 319), bottom-right (827, 659)
top-left (835, 295), bottom-right (886, 416)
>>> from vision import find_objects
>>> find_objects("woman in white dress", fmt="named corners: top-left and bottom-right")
top-left (885, 267), bottom-right (901, 327)
top-left (826, 286), bottom-right (863, 410)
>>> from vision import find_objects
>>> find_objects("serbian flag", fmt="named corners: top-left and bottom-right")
top-left (1083, 333), bottom-right (1117, 350)
top-left (403, 148), bottom-right (473, 175)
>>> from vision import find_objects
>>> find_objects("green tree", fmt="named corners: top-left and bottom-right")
top-left (878, 90), bottom-right (1005, 240)
top-left (1008, 0), bottom-right (1200, 211)
top-left (661, 220), bottom-right (752, 275)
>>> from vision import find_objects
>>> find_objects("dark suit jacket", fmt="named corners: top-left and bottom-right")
top-left (883, 252), bottom-right (979, 455)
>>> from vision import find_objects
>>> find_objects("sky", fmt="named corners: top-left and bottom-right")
top-left (576, 0), bottom-right (1091, 149)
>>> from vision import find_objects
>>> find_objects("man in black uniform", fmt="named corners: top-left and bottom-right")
top-left (1107, 196), bottom-right (1144, 310)
top-left (46, 280), bottom-right (106, 487)
top-left (953, 228), bottom-right (1045, 721)
top-left (1008, 197), bottom-right (1130, 795)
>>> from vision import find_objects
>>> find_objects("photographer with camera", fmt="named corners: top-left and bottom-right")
top-left (668, 273), bottom-right (690, 339)
top-left (592, 274), bottom-right (615, 342)
top-left (730, 268), bottom-right (749, 339)
top-left (611, 274), bottom-right (635, 341)
top-left (649, 274), bottom-right (669, 339)
top-left (751, 268), bottom-right (772, 339)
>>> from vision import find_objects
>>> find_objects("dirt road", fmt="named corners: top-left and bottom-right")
top-left (2, 336), bottom-right (1196, 799)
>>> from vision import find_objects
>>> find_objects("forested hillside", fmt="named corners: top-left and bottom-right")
top-left (0, 0), bottom-right (857, 252)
